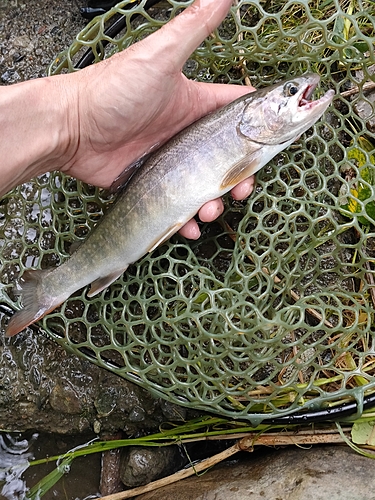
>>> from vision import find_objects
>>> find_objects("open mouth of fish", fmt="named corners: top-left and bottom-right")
top-left (299, 81), bottom-right (334, 110)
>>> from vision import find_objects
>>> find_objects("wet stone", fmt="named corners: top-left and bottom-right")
top-left (120, 445), bottom-right (186, 488)
top-left (49, 379), bottom-right (85, 415)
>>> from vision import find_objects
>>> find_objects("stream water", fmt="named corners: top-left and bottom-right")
top-left (0, 432), bottom-right (101, 499)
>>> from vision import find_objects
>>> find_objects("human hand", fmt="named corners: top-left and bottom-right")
top-left (62, 0), bottom-right (256, 239)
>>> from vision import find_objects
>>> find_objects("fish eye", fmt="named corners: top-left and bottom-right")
top-left (283, 82), bottom-right (299, 97)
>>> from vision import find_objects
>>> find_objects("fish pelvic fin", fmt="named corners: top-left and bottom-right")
top-left (220, 150), bottom-right (262, 190)
top-left (87, 269), bottom-right (126, 297)
top-left (5, 270), bottom-right (63, 337)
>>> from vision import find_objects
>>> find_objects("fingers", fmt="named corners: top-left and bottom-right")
top-left (180, 177), bottom-right (256, 239)
top-left (198, 198), bottom-right (224, 222)
top-left (178, 200), bottom-right (223, 239)
top-left (147, 0), bottom-right (235, 71)
top-left (231, 175), bottom-right (255, 200)
top-left (179, 218), bottom-right (201, 239)
top-left (178, 199), bottom-right (223, 239)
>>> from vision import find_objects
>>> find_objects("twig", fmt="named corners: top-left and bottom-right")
top-left (182, 427), bottom-right (352, 444)
top-left (100, 442), bottom-right (241, 500)
top-left (233, 0), bottom-right (252, 87)
top-left (341, 81), bottom-right (375, 98)
top-left (99, 428), bottom-right (351, 500)
top-left (238, 430), bottom-right (349, 449)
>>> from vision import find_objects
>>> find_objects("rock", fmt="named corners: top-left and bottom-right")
top-left (0, 325), bottom-right (196, 435)
top-left (136, 446), bottom-right (375, 500)
top-left (1, 68), bottom-right (20, 83)
top-left (11, 35), bottom-right (34, 52)
top-left (120, 446), bottom-right (186, 488)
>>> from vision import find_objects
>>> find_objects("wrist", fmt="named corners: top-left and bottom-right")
top-left (0, 74), bottom-right (78, 196)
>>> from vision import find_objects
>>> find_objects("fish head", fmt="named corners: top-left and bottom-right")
top-left (239, 73), bottom-right (334, 145)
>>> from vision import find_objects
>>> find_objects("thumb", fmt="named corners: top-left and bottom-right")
top-left (144, 0), bottom-right (235, 71)
top-left (190, 80), bottom-right (256, 116)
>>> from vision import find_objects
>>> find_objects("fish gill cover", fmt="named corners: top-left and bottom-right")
top-left (1, 0), bottom-right (375, 423)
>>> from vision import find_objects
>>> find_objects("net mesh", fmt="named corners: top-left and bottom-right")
top-left (1, 0), bottom-right (375, 423)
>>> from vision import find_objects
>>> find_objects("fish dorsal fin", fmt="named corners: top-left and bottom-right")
top-left (109, 156), bottom-right (150, 194)
top-left (109, 143), bottom-right (160, 194)
top-left (220, 149), bottom-right (263, 190)
top-left (87, 269), bottom-right (126, 297)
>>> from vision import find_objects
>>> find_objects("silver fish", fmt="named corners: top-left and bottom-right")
top-left (6, 73), bottom-right (334, 336)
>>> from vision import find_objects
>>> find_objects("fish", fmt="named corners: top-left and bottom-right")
top-left (5, 73), bottom-right (334, 337)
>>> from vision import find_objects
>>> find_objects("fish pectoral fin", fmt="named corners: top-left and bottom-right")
top-left (147, 223), bottom-right (183, 253)
top-left (87, 269), bottom-right (126, 297)
top-left (220, 150), bottom-right (262, 190)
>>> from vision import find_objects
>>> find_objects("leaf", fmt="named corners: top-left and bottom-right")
top-left (351, 421), bottom-right (375, 445)
top-left (353, 41), bottom-right (370, 53)
top-left (340, 139), bottom-right (375, 225)
top-left (26, 457), bottom-right (73, 500)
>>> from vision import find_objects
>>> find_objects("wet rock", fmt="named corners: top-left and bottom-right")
top-left (0, 322), bottom-right (196, 434)
top-left (49, 378), bottom-right (88, 415)
top-left (159, 399), bottom-right (187, 421)
top-left (1, 183), bottom-right (199, 432)
top-left (137, 446), bottom-right (375, 500)
top-left (120, 445), bottom-right (186, 488)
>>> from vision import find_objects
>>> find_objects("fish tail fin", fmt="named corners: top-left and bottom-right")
top-left (6, 270), bottom-right (62, 337)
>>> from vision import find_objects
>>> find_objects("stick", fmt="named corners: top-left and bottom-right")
top-left (100, 427), bottom-right (351, 500)
top-left (238, 431), bottom-right (349, 449)
top-left (341, 81), bottom-right (375, 98)
top-left (233, 0), bottom-right (252, 87)
top-left (100, 442), bottom-right (241, 500)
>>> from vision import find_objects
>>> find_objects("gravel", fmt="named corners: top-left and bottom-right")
top-left (0, 0), bottom-right (86, 83)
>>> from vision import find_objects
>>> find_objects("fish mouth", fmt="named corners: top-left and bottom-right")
top-left (299, 83), bottom-right (316, 106)
top-left (298, 81), bottom-right (334, 111)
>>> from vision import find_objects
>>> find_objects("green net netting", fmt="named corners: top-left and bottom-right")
top-left (1, 0), bottom-right (375, 423)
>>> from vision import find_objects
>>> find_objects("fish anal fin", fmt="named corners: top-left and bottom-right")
top-left (147, 223), bottom-right (182, 253)
top-left (87, 270), bottom-right (126, 297)
top-left (220, 151), bottom-right (262, 190)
